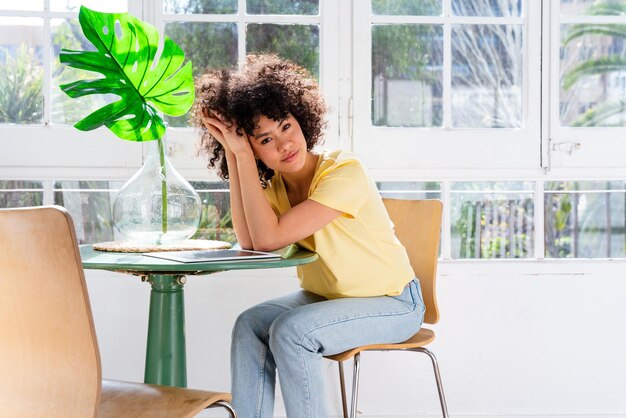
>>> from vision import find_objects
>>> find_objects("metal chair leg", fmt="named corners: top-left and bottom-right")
top-left (350, 353), bottom-right (361, 418)
top-left (207, 400), bottom-right (238, 418)
top-left (414, 348), bottom-right (449, 418)
top-left (338, 361), bottom-right (349, 418)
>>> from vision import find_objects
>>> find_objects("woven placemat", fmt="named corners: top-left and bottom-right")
top-left (93, 239), bottom-right (232, 253)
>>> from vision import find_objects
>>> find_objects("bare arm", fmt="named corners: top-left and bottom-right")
top-left (235, 154), bottom-right (341, 251)
top-left (201, 115), bottom-right (253, 249)
top-left (223, 151), bottom-right (254, 249)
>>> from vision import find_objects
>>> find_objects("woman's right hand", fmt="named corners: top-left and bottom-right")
top-left (200, 110), bottom-right (230, 152)
top-left (201, 111), bottom-right (253, 157)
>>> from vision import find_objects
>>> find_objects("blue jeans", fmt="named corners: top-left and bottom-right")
top-left (230, 278), bottom-right (425, 418)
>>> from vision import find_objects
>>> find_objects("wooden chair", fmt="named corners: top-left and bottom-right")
top-left (0, 206), bottom-right (237, 418)
top-left (325, 199), bottom-right (449, 418)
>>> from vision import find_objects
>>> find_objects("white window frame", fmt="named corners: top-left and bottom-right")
top-left (350, 0), bottom-right (543, 174)
top-left (546, 0), bottom-right (626, 171)
top-left (0, 0), bottom-right (341, 181)
top-left (1, 0), bottom-right (625, 262)
top-left (155, 0), bottom-right (342, 180)
top-left (0, 1), bottom-right (143, 180)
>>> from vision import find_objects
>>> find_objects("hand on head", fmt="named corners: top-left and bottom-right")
top-left (201, 109), bottom-right (253, 157)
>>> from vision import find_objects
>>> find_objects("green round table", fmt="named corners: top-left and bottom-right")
top-left (80, 244), bottom-right (317, 388)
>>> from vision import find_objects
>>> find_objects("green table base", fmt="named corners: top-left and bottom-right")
top-left (79, 244), bottom-right (318, 389)
top-left (144, 274), bottom-right (187, 387)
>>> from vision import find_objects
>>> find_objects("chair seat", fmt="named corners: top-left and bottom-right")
top-left (99, 379), bottom-right (232, 418)
top-left (325, 328), bottom-right (435, 362)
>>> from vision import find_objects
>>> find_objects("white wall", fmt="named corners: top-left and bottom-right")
top-left (85, 260), bottom-right (626, 418)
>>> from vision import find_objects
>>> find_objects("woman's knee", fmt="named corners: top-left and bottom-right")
top-left (232, 304), bottom-right (276, 341)
top-left (268, 311), bottom-right (314, 353)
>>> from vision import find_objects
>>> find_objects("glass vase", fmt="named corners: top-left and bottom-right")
top-left (113, 137), bottom-right (201, 245)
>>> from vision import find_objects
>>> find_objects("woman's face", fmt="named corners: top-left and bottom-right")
top-left (249, 113), bottom-right (308, 173)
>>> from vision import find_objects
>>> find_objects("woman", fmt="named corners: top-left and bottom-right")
top-left (195, 54), bottom-right (425, 418)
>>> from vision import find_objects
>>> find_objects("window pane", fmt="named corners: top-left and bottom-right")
top-left (452, 0), bottom-right (522, 17)
top-left (163, 0), bottom-right (237, 14)
top-left (165, 22), bottom-right (238, 77)
top-left (0, 180), bottom-right (43, 208)
top-left (451, 182), bottom-right (534, 259)
top-left (377, 181), bottom-right (441, 200)
top-left (372, 24), bottom-right (443, 127)
top-left (53, 181), bottom-right (121, 245)
top-left (0, 1), bottom-right (41, 11)
top-left (545, 181), bottom-right (626, 258)
top-left (372, 0), bottom-right (441, 16)
top-left (247, 24), bottom-right (319, 78)
top-left (561, 0), bottom-right (626, 16)
top-left (247, 0), bottom-right (318, 15)
top-left (452, 181), bottom-right (534, 191)
top-left (190, 181), bottom-right (235, 244)
top-left (51, 18), bottom-right (118, 126)
top-left (50, 0), bottom-right (127, 12)
top-left (452, 24), bottom-right (523, 128)
top-left (560, 23), bottom-right (626, 127)
top-left (165, 22), bottom-right (237, 127)
top-left (0, 17), bottom-right (43, 125)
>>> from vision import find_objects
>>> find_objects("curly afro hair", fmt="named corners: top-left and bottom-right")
top-left (193, 54), bottom-right (327, 187)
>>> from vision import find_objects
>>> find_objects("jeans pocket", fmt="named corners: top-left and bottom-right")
top-left (390, 284), bottom-right (411, 304)
top-left (391, 278), bottom-right (421, 308)
top-left (411, 278), bottom-right (426, 315)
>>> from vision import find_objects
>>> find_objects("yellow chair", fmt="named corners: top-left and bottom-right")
top-left (0, 206), bottom-right (237, 418)
top-left (326, 199), bottom-right (448, 418)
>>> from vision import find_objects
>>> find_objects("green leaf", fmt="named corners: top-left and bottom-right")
top-left (562, 23), bottom-right (626, 47)
top-left (561, 56), bottom-right (626, 90)
top-left (59, 6), bottom-right (194, 142)
top-left (586, 1), bottom-right (626, 17)
top-left (571, 98), bottom-right (626, 127)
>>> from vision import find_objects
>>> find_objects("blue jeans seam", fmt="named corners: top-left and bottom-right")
top-left (297, 303), bottom-right (421, 352)
top-left (308, 304), bottom-right (418, 335)
top-left (255, 345), bottom-right (268, 418)
top-left (298, 344), bottom-right (313, 418)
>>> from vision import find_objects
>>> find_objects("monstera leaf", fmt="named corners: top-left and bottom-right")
top-left (60, 6), bottom-right (194, 141)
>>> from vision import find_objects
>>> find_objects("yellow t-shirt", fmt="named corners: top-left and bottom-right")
top-left (263, 149), bottom-right (415, 299)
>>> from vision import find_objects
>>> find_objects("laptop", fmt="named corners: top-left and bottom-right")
top-left (143, 248), bottom-right (282, 263)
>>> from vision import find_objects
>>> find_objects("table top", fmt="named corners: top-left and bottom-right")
top-left (80, 244), bottom-right (318, 276)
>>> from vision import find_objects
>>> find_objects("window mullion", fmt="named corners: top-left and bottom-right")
top-left (238, 0), bottom-right (246, 66)
top-left (43, 179), bottom-right (54, 205)
top-left (43, 0), bottom-right (51, 126)
top-left (534, 179), bottom-right (545, 259)
top-left (540, 0), bottom-right (551, 172)
top-left (442, 24), bottom-right (452, 129)
top-left (319, 0), bottom-right (343, 150)
top-left (442, 1), bottom-right (452, 129)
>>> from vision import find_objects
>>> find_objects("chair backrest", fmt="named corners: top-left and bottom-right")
top-left (383, 199), bottom-right (443, 325)
top-left (0, 206), bottom-right (101, 417)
